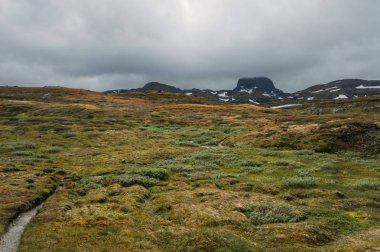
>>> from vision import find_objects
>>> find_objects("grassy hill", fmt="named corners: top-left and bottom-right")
top-left (0, 87), bottom-right (379, 251)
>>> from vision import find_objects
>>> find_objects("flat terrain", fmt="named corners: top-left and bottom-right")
top-left (0, 86), bottom-right (379, 251)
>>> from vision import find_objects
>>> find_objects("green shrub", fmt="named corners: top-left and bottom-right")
top-left (12, 151), bottom-right (34, 156)
top-left (81, 179), bottom-right (102, 192)
top-left (0, 141), bottom-right (36, 151)
top-left (282, 176), bottom-right (317, 188)
top-left (113, 174), bottom-right (160, 187)
top-left (243, 202), bottom-right (305, 225)
top-left (62, 132), bottom-right (76, 138)
top-left (240, 160), bottom-right (262, 167)
top-left (296, 150), bottom-right (316, 156)
top-left (128, 168), bottom-right (169, 180)
top-left (240, 166), bottom-right (264, 173)
top-left (270, 160), bottom-right (304, 167)
top-left (258, 150), bottom-right (285, 157)
top-left (353, 180), bottom-right (380, 190)
top-left (213, 173), bottom-right (239, 179)
top-left (41, 146), bottom-right (62, 154)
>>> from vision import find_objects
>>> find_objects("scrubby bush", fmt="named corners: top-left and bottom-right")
top-left (258, 150), bottom-right (285, 157)
top-left (10, 142), bottom-right (36, 150)
top-left (41, 146), bottom-right (62, 154)
top-left (212, 173), bottom-right (239, 179)
top-left (282, 176), bottom-right (317, 188)
top-left (128, 168), bottom-right (169, 180)
top-left (240, 166), bottom-right (264, 173)
top-left (240, 160), bottom-right (262, 167)
top-left (296, 150), bottom-right (316, 156)
top-left (113, 174), bottom-right (160, 188)
top-left (243, 202), bottom-right (305, 225)
top-left (12, 151), bottom-right (34, 156)
top-left (62, 132), bottom-right (76, 138)
top-left (80, 179), bottom-right (102, 192)
top-left (270, 160), bottom-right (304, 168)
top-left (353, 180), bottom-right (380, 190)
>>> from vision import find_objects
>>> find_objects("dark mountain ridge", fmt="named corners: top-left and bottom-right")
top-left (105, 78), bottom-right (380, 104)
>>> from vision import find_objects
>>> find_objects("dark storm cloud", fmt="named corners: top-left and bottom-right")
top-left (0, 0), bottom-right (379, 92)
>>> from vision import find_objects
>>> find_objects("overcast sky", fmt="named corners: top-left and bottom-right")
top-left (0, 0), bottom-right (379, 92)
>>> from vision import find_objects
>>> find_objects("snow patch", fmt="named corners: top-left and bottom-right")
top-left (311, 90), bottom-right (324, 94)
top-left (334, 94), bottom-right (348, 99)
top-left (329, 88), bottom-right (341, 92)
top-left (218, 92), bottom-right (229, 98)
top-left (185, 93), bottom-right (192, 96)
top-left (249, 99), bottom-right (260, 104)
top-left (307, 97), bottom-right (314, 100)
top-left (356, 85), bottom-right (380, 89)
top-left (271, 104), bottom-right (302, 109)
top-left (325, 86), bottom-right (338, 91)
top-left (239, 88), bottom-right (253, 94)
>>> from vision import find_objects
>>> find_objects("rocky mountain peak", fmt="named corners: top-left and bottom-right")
top-left (235, 77), bottom-right (276, 92)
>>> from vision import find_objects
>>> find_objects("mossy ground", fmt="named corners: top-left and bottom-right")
top-left (0, 87), bottom-right (379, 251)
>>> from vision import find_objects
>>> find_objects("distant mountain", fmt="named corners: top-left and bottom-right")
top-left (292, 79), bottom-right (380, 101)
top-left (104, 82), bottom-right (181, 94)
top-left (105, 78), bottom-right (380, 104)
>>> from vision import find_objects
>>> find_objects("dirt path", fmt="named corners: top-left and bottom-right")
top-left (0, 205), bottom-right (42, 252)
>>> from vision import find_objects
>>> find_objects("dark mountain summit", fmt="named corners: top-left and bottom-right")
top-left (104, 82), bottom-right (181, 94)
top-left (235, 77), bottom-right (276, 92)
top-left (141, 82), bottom-right (181, 93)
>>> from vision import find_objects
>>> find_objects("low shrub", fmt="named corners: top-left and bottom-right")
top-left (9, 141), bottom-right (36, 150)
top-left (243, 202), bottom-right (305, 225)
top-left (41, 146), bottom-right (62, 154)
top-left (80, 179), bottom-right (102, 192)
top-left (12, 151), bottom-right (34, 156)
top-left (240, 160), bottom-right (262, 167)
top-left (270, 160), bottom-right (304, 167)
top-left (62, 132), bottom-right (76, 138)
top-left (128, 168), bottom-right (169, 180)
top-left (113, 174), bottom-right (160, 188)
top-left (296, 150), bottom-right (316, 156)
top-left (212, 173), bottom-right (239, 179)
top-left (282, 176), bottom-right (317, 188)
top-left (258, 150), bottom-right (285, 157)
top-left (240, 166), bottom-right (264, 173)
top-left (353, 180), bottom-right (380, 190)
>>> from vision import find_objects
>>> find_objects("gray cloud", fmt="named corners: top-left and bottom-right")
top-left (0, 0), bottom-right (379, 92)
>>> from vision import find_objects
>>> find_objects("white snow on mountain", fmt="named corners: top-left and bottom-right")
top-left (334, 94), bottom-right (348, 99)
top-left (271, 104), bottom-right (302, 109)
top-left (356, 85), bottom-right (380, 89)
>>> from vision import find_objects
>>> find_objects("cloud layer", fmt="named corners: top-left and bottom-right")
top-left (0, 0), bottom-right (379, 92)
